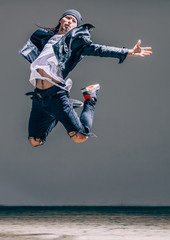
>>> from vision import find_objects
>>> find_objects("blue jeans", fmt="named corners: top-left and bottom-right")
top-left (28, 85), bottom-right (96, 143)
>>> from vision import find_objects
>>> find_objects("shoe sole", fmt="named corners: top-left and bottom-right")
top-left (71, 99), bottom-right (84, 108)
top-left (81, 83), bottom-right (100, 93)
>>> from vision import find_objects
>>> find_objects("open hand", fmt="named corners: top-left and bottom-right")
top-left (128, 40), bottom-right (152, 57)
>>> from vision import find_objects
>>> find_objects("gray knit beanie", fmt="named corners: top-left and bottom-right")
top-left (59, 9), bottom-right (82, 26)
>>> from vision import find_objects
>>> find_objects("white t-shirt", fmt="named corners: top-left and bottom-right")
top-left (29, 34), bottom-right (72, 91)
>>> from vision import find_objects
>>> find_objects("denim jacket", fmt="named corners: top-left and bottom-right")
top-left (19, 24), bottom-right (129, 79)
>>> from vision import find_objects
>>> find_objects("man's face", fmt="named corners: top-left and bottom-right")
top-left (58, 15), bottom-right (77, 34)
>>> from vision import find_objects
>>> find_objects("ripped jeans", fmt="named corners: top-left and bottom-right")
top-left (28, 85), bottom-right (97, 143)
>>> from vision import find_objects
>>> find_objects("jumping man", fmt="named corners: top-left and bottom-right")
top-left (19, 9), bottom-right (152, 147)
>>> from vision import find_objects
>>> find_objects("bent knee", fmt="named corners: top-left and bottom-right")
top-left (73, 133), bottom-right (88, 143)
top-left (69, 132), bottom-right (88, 143)
top-left (29, 137), bottom-right (43, 147)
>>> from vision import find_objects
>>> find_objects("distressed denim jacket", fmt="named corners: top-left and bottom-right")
top-left (19, 24), bottom-right (129, 79)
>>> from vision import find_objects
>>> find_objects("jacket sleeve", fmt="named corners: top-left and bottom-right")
top-left (18, 39), bottom-right (40, 63)
top-left (81, 43), bottom-right (129, 63)
top-left (19, 29), bottom-right (54, 63)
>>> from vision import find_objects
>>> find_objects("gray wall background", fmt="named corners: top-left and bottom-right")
top-left (0, 0), bottom-right (170, 206)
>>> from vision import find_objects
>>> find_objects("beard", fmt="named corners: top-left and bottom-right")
top-left (60, 24), bottom-right (71, 34)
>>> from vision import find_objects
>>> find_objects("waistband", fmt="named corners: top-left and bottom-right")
top-left (35, 84), bottom-right (67, 96)
top-left (26, 84), bottom-right (67, 99)
top-left (35, 83), bottom-right (65, 92)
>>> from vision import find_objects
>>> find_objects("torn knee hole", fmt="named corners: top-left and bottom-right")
top-left (70, 133), bottom-right (88, 143)
top-left (29, 137), bottom-right (42, 146)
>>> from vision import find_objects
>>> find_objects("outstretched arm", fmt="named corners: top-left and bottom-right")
top-left (127, 40), bottom-right (152, 57)
top-left (82, 40), bottom-right (152, 63)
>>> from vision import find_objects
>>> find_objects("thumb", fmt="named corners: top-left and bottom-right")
top-left (137, 39), bottom-right (141, 48)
